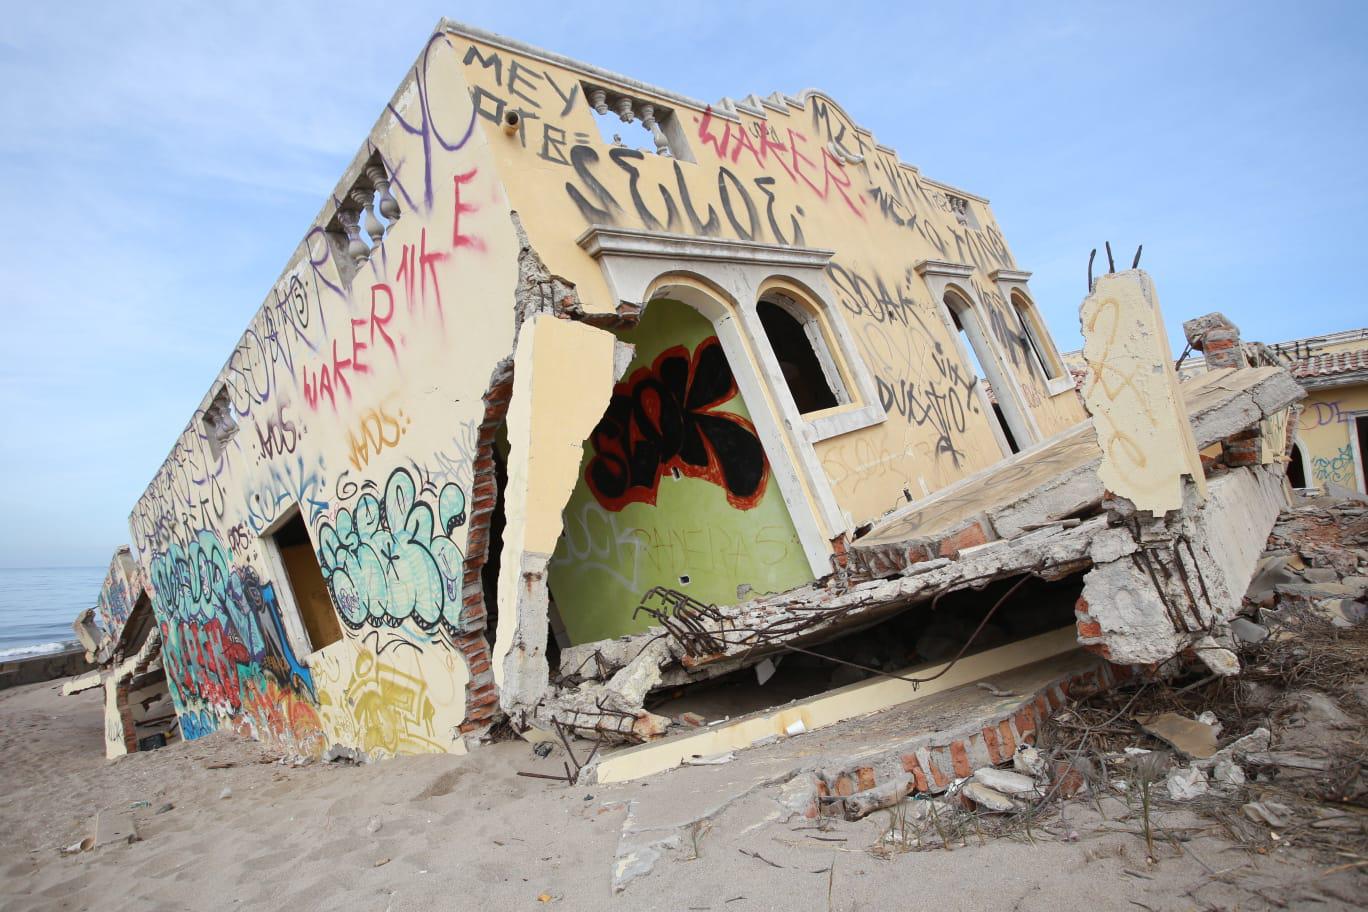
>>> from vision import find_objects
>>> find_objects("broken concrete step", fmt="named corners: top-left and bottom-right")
top-left (972, 767), bottom-right (1039, 796)
top-left (961, 781), bottom-right (1016, 812)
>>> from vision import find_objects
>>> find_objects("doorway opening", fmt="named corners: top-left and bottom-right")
top-left (1287, 442), bottom-right (1307, 488)
top-left (267, 509), bottom-right (342, 652)
top-left (1356, 416), bottom-right (1368, 492)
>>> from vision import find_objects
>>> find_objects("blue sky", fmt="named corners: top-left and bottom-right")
top-left (1, 1), bottom-right (1364, 568)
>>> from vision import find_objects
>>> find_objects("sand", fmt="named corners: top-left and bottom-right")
top-left (1, 680), bottom-right (1359, 911)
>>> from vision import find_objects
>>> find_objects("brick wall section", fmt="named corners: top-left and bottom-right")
top-left (115, 679), bottom-right (138, 754)
top-left (796, 659), bottom-right (1136, 820)
top-left (456, 362), bottom-right (514, 735)
top-left (852, 516), bottom-right (995, 578)
top-left (1222, 429), bottom-right (1262, 467)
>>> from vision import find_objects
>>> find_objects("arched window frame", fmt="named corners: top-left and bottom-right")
top-left (576, 225), bottom-right (888, 571)
top-left (750, 277), bottom-right (885, 444)
top-left (918, 260), bottom-right (1041, 455)
top-left (991, 269), bottom-right (1075, 397)
top-left (756, 289), bottom-right (851, 413)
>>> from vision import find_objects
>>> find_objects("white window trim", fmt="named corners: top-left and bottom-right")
top-left (990, 269), bottom-right (1075, 397)
top-left (577, 226), bottom-right (886, 564)
top-left (916, 259), bottom-right (1041, 453)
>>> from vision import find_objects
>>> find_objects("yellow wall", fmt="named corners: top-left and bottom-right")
top-left (1298, 384), bottom-right (1368, 491)
top-left (454, 35), bottom-right (1085, 529)
top-left (123, 25), bottom-right (1094, 756)
top-left (127, 33), bottom-right (520, 756)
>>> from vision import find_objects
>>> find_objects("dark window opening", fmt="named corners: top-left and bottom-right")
top-left (758, 299), bottom-right (839, 414)
top-left (946, 292), bottom-right (1018, 454)
top-left (993, 403), bottom-right (1020, 454)
top-left (1287, 443), bottom-right (1307, 488)
top-left (1357, 418), bottom-right (1368, 492)
top-left (1011, 294), bottom-right (1059, 381)
top-left (645, 574), bottom-right (1082, 722)
top-left (272, 511), bottom-right (342, 651)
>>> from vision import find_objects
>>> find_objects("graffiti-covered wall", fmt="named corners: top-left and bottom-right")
top-left (96, 546), bottom-right (145, 640)
top-left (548, 300), bottom-right (812, 643)
top-left (1298, 384), bottom-right (1368, 492)
top-left (127, 33), bottom-right (520, 757)
top-left (454, 32), bottom-right (1086, 528)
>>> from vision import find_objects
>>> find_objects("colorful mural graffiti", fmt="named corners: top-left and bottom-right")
top-left (150, 531), bottom-right (322, 751)
top-left (586, 336), bottom-right (768, 512)
top-left (315, 467), bottom-right (468, 635)
top-left (549, 300), bottom-right (811, 644)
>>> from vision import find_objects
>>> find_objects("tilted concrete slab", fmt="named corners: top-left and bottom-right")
top-left (855, 364), bottom-right (1303, 552)
top-left (590, 626), bottom-right (1077, 784)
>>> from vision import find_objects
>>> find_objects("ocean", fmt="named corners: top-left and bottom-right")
top-left (0, 566), bottom-right (107, 659)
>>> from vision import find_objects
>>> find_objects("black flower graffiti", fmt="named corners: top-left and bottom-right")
top-left (586, 336), bottom-right (769, 511)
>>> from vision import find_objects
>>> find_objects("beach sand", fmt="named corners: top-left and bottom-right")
top-left (1, 680), bottom-right (1358, 911)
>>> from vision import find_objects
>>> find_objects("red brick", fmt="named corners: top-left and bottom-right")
top-left (926, 753), bottom-right (949, 788)
top-left (855, 767), bottom-right (876, 792)
top-left (949, 740), bottom-right (972, 778)
top-left (936, 522), bottom-right (989, 559)
top-left (982, 725), bottom-right (1003, 764)
top-left (901, 754), bottom-right (930, 792)
top-left (997, 719), bottom-right (1016, 755)
top-left (1076, 616), bottom-right (1104, 639)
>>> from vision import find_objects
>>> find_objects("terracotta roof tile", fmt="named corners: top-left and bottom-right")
top-left (1290, 348), bottom-right (1368, 380)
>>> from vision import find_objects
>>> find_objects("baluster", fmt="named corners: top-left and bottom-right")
top-left (366, 163), bottom-right (400, 222)
top-left (337, 207), bottom-right (369, 265)
top-left (352, 186), bottom-right (384, 248)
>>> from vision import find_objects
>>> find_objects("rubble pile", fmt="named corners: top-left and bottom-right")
top-left (870, 493), bottom-right (1367, 873)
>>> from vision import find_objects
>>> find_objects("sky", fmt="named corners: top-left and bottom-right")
top-left (0, 1), bottom-right (1365, 569)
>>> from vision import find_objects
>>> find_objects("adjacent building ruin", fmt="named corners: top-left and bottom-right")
top-left (78, 21), bottom-right (1309, 774)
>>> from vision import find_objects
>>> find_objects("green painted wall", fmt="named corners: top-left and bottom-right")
top-left (548, 300), bottom-right (814, 645)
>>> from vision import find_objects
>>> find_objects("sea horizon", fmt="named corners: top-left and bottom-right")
top-left (0, 565), bottom-right (107, 659)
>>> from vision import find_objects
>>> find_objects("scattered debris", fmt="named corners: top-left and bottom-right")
top-left (961, 781), bottom-right (1016, 813)
top-left (971, 767), bottom-right (1038, 797)
top-left (1135, 712), bottom-right (1219, 760)
top-left (1164, 766), bottom-right (1209, 801)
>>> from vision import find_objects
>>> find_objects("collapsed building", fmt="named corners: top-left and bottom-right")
top-left (78, 20), bottom-right (1307, 779)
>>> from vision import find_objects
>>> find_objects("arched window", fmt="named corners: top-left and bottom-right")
top-left (757, 295), bottom-right (844, 415)
top-left (944, 289), bottom-right (1020, 454)
top-left (1010, 291), bottom-right (1064, 381)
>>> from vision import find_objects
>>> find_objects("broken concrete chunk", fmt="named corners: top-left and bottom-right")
top-left (1012, 746), bottom-right (1047, 778)
top-left (1212, 758), bottom-right (1245, 786)
top-left (1165, 766), bottom-right (1209, 801)
top-left (1229, 617), bottom-right (1269, 644)
top-left (1316, 597), bottom-right (1367, 627)
top-left (1300, 567), bottom-right (1339, 583)
top-left (961, 781), bottom-right (1016, 812)
top-left (94, 809), bottom-right (139, 847)
top-left (1137, 711), bottom-right (1219, 760)
top-left (972, 767), bottom-right (1039, 796)
top-left (1193, 637), bottom-right (1241, 677)
top-left (1242, 801), bottom-right (1288, 828)
top-left (1244, 751), bottom-right (1331, 772)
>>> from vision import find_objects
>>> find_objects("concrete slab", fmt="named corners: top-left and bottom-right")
top-left (93, 808), bottom-right (138, 848)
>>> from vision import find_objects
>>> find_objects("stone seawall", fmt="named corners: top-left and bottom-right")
top-left (0, 646), bottom-right (92, 691)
